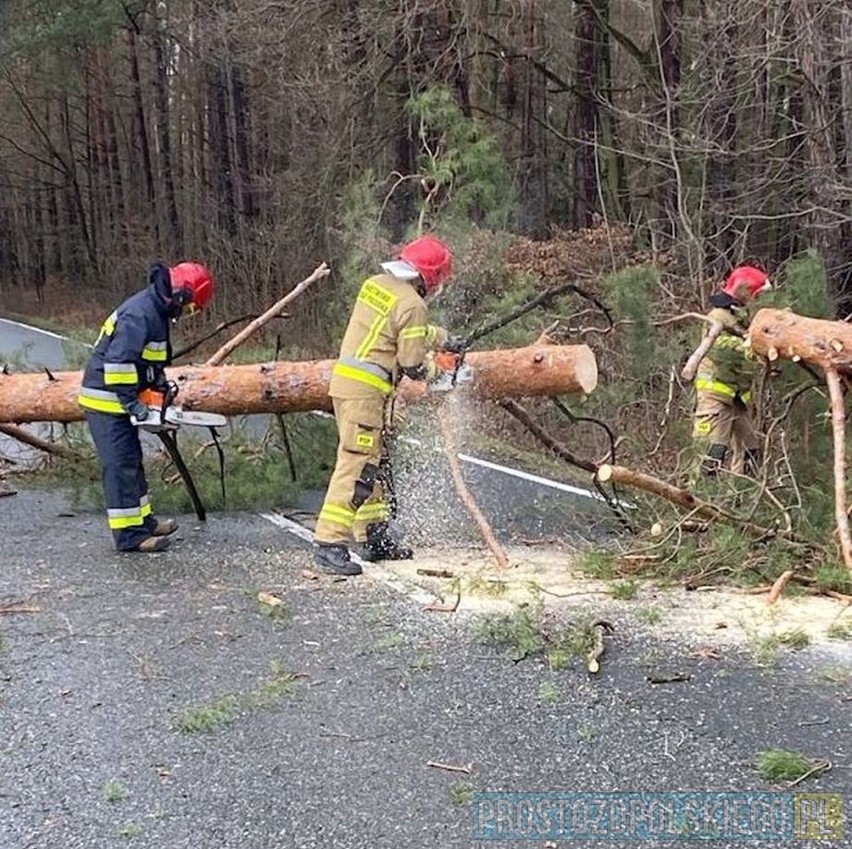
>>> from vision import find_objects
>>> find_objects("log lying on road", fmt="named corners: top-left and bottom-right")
top-left (747, 308), bottom-right (852, 372)
top-left (0, 343), bottom-right (598, 424)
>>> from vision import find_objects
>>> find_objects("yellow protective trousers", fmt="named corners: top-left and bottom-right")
top-left (314, 396), bottom-right (390, 545)
top-left (692, 390), bottom-right (760, 473)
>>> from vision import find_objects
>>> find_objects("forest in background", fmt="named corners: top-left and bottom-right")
top-left (0, 0), bottom-right (850, 323)
top-left (1, 1), bottom-right (851, 590)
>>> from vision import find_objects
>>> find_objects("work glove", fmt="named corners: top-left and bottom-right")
top-left (125, 400), bottom-right (149, 421)
top-left (423, 353), bottom-right (441, 383)
top-left (424, 325), bottom-right (448, 349)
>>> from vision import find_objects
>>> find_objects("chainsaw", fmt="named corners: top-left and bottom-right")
top-left (429, 350), bottom-right (474, 392)
top-left (132, 384), bottom-right (227, 431)
top-left (131, 380), bottom-right (227, 522)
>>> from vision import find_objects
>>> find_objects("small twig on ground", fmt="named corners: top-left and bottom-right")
top-left (787, 761), bottom-right (831, 788)
top-left (767, 570), bottom-right (795, 605)
top-left (0, 601), bottom-right (40, 614)
top-left (586, 620), bottom-right (614, 673)
top-left (646, 672), bottom-right (691, 684)
top-left (417, 568), bottom-right (455, 578)
top-left (537, 587), bottom-right (610, 598)
top-left (825, 591), bottom-right (852, 605)
top-left (426, 760), bottom-right (474, 775)
top-left (424, 593), bottom-right (461, 613)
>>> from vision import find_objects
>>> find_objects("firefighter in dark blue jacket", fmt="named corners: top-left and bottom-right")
top-left (79, 262), bottom-right (215, 552)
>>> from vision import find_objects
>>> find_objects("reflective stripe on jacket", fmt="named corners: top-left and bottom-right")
top-left (329, 273), bottom-right (442, 399)
top-left (78, 264), bottom-right (173, 415)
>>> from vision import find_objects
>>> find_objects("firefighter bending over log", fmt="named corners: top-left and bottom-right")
top-left (313, 235), bottom-right (465, 576)
top-left (682, 265), bottom-right (771, 478)
top-left (78, 262), bottom-right (215, 553)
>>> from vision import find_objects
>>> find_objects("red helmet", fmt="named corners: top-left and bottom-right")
top-left (170, 262), bottom-right (214, 313)
top-left (722, 265), bottom-right (771, 300)
top-left (398, 236), bottom-right (453, 293)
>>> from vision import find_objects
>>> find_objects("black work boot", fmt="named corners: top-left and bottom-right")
top-left (313, 543), bottom-right (362, 576)
top-left (360, 522), bottom-right (414, 562)
top-left (700, 443), bottom-right (728, 477)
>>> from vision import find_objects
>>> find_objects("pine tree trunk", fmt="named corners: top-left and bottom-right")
top-left (153, 17), bottom-right (181, 252)
top-left (517, 0), bottom-right (548, 238)
top-left (0, 344), bottom-right (598, 424)
top-left (748, 308), bottom-right (852, 372)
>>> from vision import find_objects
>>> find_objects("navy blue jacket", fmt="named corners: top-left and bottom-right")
top-left (79, 264), bottom-right (174, 415)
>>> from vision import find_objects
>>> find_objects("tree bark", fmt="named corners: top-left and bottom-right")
top-left (595, 464), bottom-right (782, 538)
top-left (0, 344), bottom-right (598, 424)
top-left (747, 308), bottom-right (852, 373)
top-left (516, 0), bottom-right (548, 238)
top-left (651, 0), bottom-right (685, 247)
top-left (127, 26), bottom-right (155, 212)
top-left (572, 0), bottom-right (606, 228)
top-left (230, 64), bottom-right (255, 219)
top-left (153, 14), bottom-right (181, 251)
top-left (790, 0), bottom-right (845, 308)
top-left (209, 62), bottom-right (236, 235)
top-left (824, 368), bottom-right (852, 570)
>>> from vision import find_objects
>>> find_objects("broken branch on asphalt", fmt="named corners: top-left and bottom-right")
top-left (426, 760), bottom-right (474, 775)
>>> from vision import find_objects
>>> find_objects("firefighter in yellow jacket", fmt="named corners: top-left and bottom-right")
top-left (313, 235), bottom-right (460, 575)
top-left (682, 265), bottom-right (771, 477)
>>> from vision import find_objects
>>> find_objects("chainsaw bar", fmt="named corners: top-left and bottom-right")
top-left (164, 408), bottom-right (227, 428)
top-left (429, 363), bottom-right (474, 392)
top-left (157, 430), bottom-right (207, 522)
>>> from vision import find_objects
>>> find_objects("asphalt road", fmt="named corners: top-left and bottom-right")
top-left (0, 318), bottom-right (91, 467)
top-left (2, 318), bottom-right (851, 849)
top-left (1, 488), bottom-right (850, 849)
top-left (0, 317), bottom-right (86, 371)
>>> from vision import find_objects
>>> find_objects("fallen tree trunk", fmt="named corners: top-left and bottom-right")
top-left (747, 308), bottom-right (852, 372)
top-left (748, 309), bottom-right (852, 571)
top-left (0, 343), bottom-right (598, 424)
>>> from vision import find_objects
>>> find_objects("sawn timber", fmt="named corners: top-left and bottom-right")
top-left (0, 343), bottom-right (598, 424)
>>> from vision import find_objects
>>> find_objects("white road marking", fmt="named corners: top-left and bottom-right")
top-left (316, 410), bottom-right (601, 502)
top-left (0, 317), bottom-right (91, 345)
top-left (456, 453), bottom-right (604, 501)
top-left (258, 510), bottom-right (436, 603)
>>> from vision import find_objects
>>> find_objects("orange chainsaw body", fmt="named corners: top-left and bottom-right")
top-left (138, 388), bottom-right (167, 408)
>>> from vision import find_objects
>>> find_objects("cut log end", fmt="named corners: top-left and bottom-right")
top-left (567, 344), bottom-right (598, 395)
